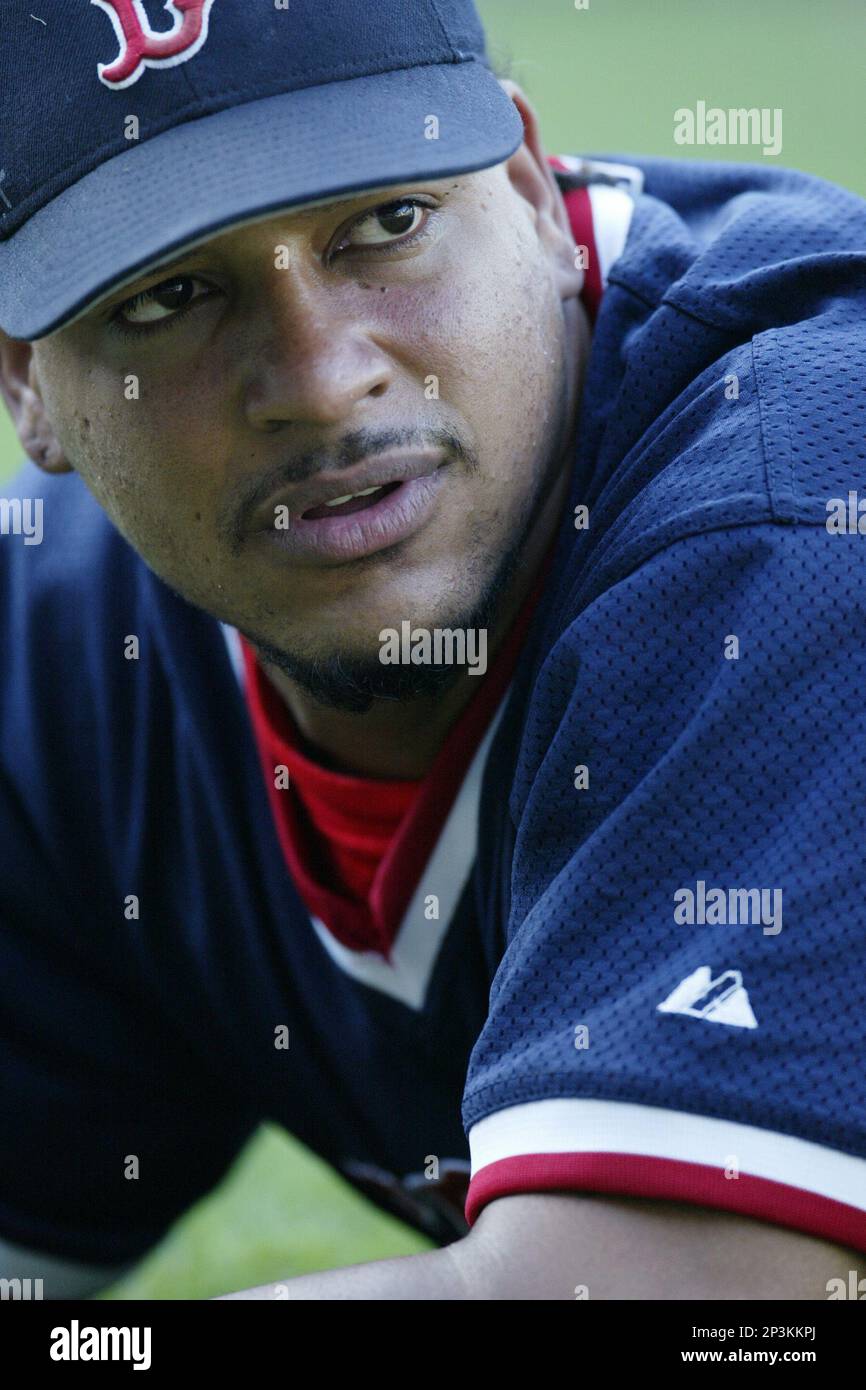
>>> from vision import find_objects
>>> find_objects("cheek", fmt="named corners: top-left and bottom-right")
top-left (44, 388), bottom-right (218, 595)
top-left (375, 279), bottom-right (566, 587)
top-left (60, 365), bottom-right (218, 527)
top-left (388, 235), bottom-right (564, 448)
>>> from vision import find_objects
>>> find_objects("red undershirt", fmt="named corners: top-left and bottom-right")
top-left (238, 171), bottom-right (600, 958)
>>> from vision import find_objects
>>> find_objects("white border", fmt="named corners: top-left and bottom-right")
top-left (587, 182), bottom-right (635, 286)
top-left (220, 621), bottom-right (246, 688)
top-left (219, 621), bottom-right (510, 1010)
top-left (467, 1098), bottom-right (866, 1210)
top-left (309, 695), bottom-right (509, 1008)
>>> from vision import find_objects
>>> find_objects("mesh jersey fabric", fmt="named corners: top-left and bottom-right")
top-left (0, 154), bottom-right (865, 1264)
top-left (460, 157), bottom-right (866, 1244)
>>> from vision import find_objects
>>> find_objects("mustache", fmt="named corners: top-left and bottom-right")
top-left (223, 427), bottom-right (477, 551)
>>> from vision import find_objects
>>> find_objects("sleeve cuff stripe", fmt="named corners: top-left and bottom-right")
top-left (466, 1097), bottom-right (865, 1205)
top-left (464, 1152), bottom-right (866, 1253)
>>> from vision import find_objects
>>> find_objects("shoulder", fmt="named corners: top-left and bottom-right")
top-left (0, 461), bottom-right (167, 739)
top-left (0, 458), bottom-right (233, 698)
top-left (0, 461), bottom-right (237, 862)
top-left (611, 154), bottom-right (866, 323)
top-left (0, 463), bottom-right (129, 750)
top-left (558, 158), bottom-right (866, 609)
top-left (0, 458), bottom-right (143, 642)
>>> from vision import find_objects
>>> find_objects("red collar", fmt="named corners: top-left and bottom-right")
top-left (239, 556), bottom-right (551, 958)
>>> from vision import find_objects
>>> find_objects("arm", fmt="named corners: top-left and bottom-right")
top-left (216, 1193), bottom-right (861, 1299)
top-left (225, 521), bottom-right (866, 1300)
top-left (0, 799), bottom-right (260, 1299)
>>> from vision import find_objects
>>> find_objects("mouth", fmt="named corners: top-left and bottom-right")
top-left (244, 447), bottom-right (451, 565)
top-left (299, 479), bottom-right (404, 522)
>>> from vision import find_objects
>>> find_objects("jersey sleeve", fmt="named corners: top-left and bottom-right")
top-left (0, 779), bottom-right (260, 1269)
top-left (461, 521), bottom-right (866, 1252)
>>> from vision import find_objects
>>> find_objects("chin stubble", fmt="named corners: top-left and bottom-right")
top-left (237, 526), bottom-right (526, 715)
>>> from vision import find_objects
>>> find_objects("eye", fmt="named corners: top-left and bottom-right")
top-left (114, 275), bottom-right (212, 329)
top-left (339, 198), bottom-right (431, 251)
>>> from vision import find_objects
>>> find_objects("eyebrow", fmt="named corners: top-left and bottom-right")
top-left (92, 249), bottom-right (207, 316)
top-left (98, 182), bottom-right (444, 310)
top-left (102, 251), bottom-right (197, 304)
top-left (133, 248), bottom-right (197, 281)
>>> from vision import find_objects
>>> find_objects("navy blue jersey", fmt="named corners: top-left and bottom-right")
top-left (2, 155), bottom-right (866, 1265)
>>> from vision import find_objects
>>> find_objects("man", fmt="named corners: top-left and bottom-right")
top-left (0, 0), bottom-right (864, 1301)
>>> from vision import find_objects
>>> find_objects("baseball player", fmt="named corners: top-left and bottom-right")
top-left (0, 0), bottom-right (864, 1300)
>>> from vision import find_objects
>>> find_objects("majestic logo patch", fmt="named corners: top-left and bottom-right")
top-left (91, 0), bottom-right (216, 90)
top-left (657, 966), bottom-right (758, 1029)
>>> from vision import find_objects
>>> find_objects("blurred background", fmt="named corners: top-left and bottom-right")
top-left (1, 0), bottom-right (862, 1296)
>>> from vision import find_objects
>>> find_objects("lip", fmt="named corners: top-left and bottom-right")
top-left (244, 447), bottom-right (450, 565)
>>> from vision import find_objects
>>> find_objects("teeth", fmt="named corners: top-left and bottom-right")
top-left (324, 485), bottom-right (385, 508)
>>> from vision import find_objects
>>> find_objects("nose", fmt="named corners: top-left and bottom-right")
top-left (241, 263), bottom-right (393, 432)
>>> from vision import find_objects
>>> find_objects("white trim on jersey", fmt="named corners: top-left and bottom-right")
top-left (309, 693), bottom-right (510, 1009)
top-left (467, 1097), bottom-right (866, 1212)
top-left (220, 620), bottom-right (245, 688)
top-left (554, 153), bottom-right (638, 291)
top-left (218, 619), bottom-right (511, 1007)
top-left (587, 182), bottom-right (636, 286)
top-left (555, 153), bottom-right (645, 199)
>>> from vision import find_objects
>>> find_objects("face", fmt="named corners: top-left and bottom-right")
top-left (4, 89), bottom-right (585, 708)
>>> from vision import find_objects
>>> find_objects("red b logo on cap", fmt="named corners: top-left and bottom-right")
top-left (92, 0), bottom-right (216, 89)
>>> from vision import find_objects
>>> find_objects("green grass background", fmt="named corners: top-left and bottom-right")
top-left (1, 0), bottom-right (862, 1296)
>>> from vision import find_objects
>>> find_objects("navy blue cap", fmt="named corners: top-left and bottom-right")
top-left (0, 0), bottom-right (523, 340)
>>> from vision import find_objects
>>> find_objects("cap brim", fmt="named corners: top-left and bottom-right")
top-left (0, 61), bottom-right (523, 341)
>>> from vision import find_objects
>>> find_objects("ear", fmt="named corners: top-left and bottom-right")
top-left (0, 330), bottom-right (72, 474)
top-left (498, 79), bottom-right (584, 304)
